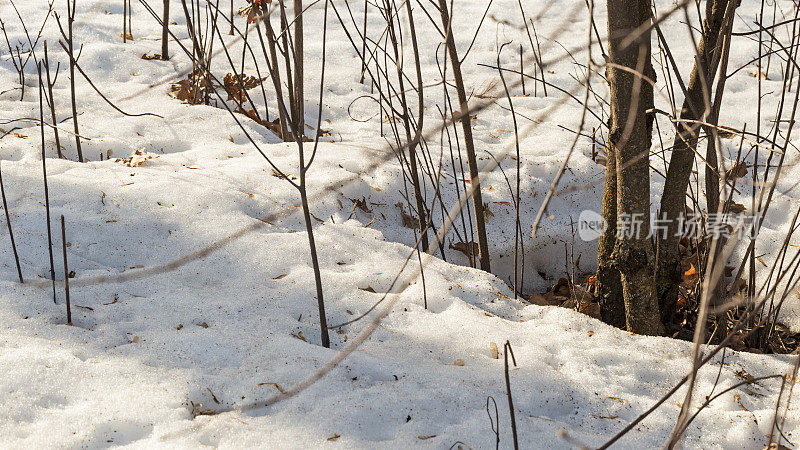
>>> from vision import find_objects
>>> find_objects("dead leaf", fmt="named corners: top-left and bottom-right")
top-left (223, 72), bottom-right (266, 103)
top-left (291, 331), bottom-right (307, 342)
top-left (715, 126), bottom-right (738, 139)
top-left (273, 274), bottom-right (287, 280)
top-left (236, 108), bottom-right (285, 135)
top-left (418, 435), bottom-right (438, 440)
top-left (191, 402), bottom-right (216, 418)
top-left (359, 286), bottom-right (377, 293)
top-left (400, 208), bottom-right (419, 229)
top-left (115, 149), bottom-right (155, 167)
top-left (257, 382), bottom-right (287, 394)
top-left (238, 0), bottom-right (271, 24)
top-left (450, 241), bottom-right (479, 260)
top-left (725, 161), bottom-right (748, 180)
top-left (530, 291), bottom-right (563, 306)
top-left (727, 202), bottom-right (746, 214)
top-left (684, 264), bottom-right (698, 281)
top-left (483, 202), bottom-right (494, 220)
top-left (578, 301), bottom-right (601, 320)
top-left (169, 68), bottom-right (212, 104)
top-left (450, 359), bottom-right (466, 366)
top-left (327, 433), bottom-right (341, 441)
top-left (271, 168), bottom-right (297, 181)
top-left (489, 342), bottom-right (499, 359)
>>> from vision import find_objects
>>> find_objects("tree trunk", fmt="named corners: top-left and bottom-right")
top-left (597, 150), bottom-right (624, 328)
top-left (656, 0), bottom-right (734, 325)
top-left (606, 0), bottom-right (662, 335)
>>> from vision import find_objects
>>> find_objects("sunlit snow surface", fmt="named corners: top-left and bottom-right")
top-left (0, 0), bottom-right (798, 447)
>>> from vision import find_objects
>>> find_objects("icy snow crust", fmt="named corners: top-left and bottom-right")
top-left (0, 0), bottom-right (798, 447)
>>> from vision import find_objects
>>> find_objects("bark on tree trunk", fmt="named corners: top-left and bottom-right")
top-left (656, 0), bottom-right (733, 325)
top-left (606, 0), bottom-right (662, 335)
top-left (597, 150), bottom-right (625, 328)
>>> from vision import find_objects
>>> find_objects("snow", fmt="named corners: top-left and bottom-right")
top-left (0, 0), bottom-right (798, 448)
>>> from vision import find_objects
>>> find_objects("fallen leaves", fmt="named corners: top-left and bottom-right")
top-left (223, 72), bottom-right (266, 103)
top-left (115, 149), bottom-right (156, 167)
top-left (235, 108), bottom-right (285, 135)
top-left (489, 342), bottom-right (499, 359)
top-left (169, 68), bottom-right (210, 104)
top-left (525, 276), bottom-right (602, 320)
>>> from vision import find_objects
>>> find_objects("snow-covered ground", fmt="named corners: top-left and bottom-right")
top-left (0, 0), bottom-right (799, 447)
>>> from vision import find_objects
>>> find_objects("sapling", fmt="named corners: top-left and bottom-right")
top-left (162, 0), bottom-right (170, 59)
top-left (0, 161), bottom-right (23, 283)
top-left (437, 0), bottom-right (490, 271)
top-left (61, 215), bottom-right (72, 325)
top-left (37, 62), bottom-right (57, 304)
top-left (123, 0), bottom-right (129, 42)
top-left (43, 41), bottom-right (63, 159)
top-left (60, 0), bottom-right (84, 161)
top-left (503, 341), bottom-right (518, 450)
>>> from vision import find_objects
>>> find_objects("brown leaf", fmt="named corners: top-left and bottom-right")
top-left (350, 197), bottom-right (372, 214)
top-left (327, 433), bottom-right (341, 441)
top-left (530, 291), bottom-right (563, 307)
top-left (238, 0), bottom-right (272, 24)
top-left (578, 301), bottom-right (601, 320)
top-left (489, 342), bottom-right (499, 359)
top-left (554, 277), bottom-right (573, 297)
top-left (257, 382), bottom-right (287, 394)
top-left (450, 241), bottom-right (479, 259)
top-left (115, 149), bottom-right (155, 167)
top-left (684, 264), bottom-right (698, 281)
top-left (291, 331), bottom-right (307, 342)
top-left (715, 126), bottom-right (738, 139)
top-left (223, 72), bottom-right (266, 103)
top-left (726, 202), bottom-right (747, 214)
top-left (271, 168), bottom-right (297, 181)
top-left (725, 161), bottom-right (748, 180)
top-left (400, 208), bottom-right (419, 229)
top-left (169, 68), bottom-right (210, 105)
